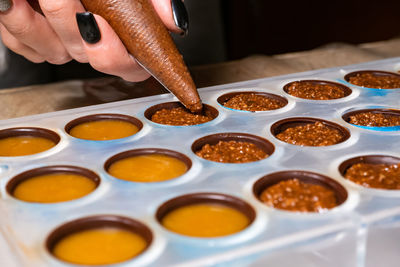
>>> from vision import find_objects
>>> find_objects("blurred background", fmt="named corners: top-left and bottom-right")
top-left (1, 0), bottom-right (400, 88)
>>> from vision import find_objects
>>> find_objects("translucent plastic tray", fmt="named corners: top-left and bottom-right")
top-left (1, 57), bottom-right (400, 267)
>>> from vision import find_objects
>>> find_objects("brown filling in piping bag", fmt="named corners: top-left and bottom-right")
top-left (80, 0), bottom-right (202, 113)
top-left (28, 0), bottom-right (203, 113)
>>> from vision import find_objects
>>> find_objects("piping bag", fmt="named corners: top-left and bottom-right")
top-left (80, 0), bottom-right (202, 113)
top-left (29, 0), bottom-right (203, 113)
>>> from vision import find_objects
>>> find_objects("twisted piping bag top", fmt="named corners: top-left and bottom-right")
top-left (81, 0), bottom-right (203, 113)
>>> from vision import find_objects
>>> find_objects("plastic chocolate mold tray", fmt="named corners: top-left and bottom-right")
top-left (1, 58), bottom-right (400, 266)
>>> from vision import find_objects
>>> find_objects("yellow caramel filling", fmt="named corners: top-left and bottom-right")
top-left (69, 120), bottom-right (139, 141)
top-left (108, 154), bottom-right (188, 182)
top-left (13, 173), bottom-right (97, 203)
top-left (0, 136), bottom-right (55, 156)
top-left (161, 204), bottom-right (250, 237)
top-left (53, 228), bottom-right (147, 265)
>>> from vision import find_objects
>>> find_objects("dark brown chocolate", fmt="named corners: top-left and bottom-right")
top-left (283, 80), bottom-right (351, 100)
top-left (80, 0), bottom-right (202, 112)
top-left (344, 70), bottom-right (400, 89)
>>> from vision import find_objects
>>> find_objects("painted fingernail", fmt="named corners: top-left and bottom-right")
top-left (76, 12), bottom-right (101, 44)
top-left (0, 0), bottom-right (12, 12)
top-left (171, 0), bottom-right (189, 36)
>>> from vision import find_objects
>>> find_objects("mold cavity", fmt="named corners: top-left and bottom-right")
top-left (217, 91), bottom-right (287, 112)
top-left (342, 108), bottom-right (400, 128)
top-left (339, 155), bottom-right (400, 190)
top-left (344, 70), bottom-right (400, 89)
top-left (253, 171), bottom-right (348, 213)
top-left (156, 193), bottom-right (255, 238)
top-left (283, 80), bottom-right (352, 100)
top-left (105, 148), bottom-right (191, 183)
top-left (7, 165), bottom-right (100, 203)
top-left (144, 102), bottom-right (218, 126)
top-left (65, 114), bottom-right (143, 141)
top-left (46, 215), bottom-right (153, 265)
top-left (271, 117), bottom-right (350, 147)
top-left (0, 127), bottom-right (60, 157)
top-left (192, 133), bottom-right (274, 163)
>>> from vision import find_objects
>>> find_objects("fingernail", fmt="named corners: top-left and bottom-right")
top-left (171, 0), bottom-right (189, 36)
top-left (76, 12), bottom-right (101, 44)
top-left (0, 0), bottom-right (12, 12)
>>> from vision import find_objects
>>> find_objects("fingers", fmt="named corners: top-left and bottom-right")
top-left (0, 0), bottom-right (182, 83)
top-left (151, 0), bottom-right (189, 35)
top-left (0, 0), bottom-right (71, 64)
top-left (77, 13), bottom-right (150, 82)
top-left (0, 24), bottom-right (44, 63)
top-left (38, 0), bottom-right (87, 62)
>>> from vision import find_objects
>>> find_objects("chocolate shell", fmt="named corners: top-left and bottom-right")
top-left (80, 0), bottom-right (202, 112)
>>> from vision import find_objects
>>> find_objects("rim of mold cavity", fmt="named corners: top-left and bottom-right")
top-left (45, 215), bottom-right (163, 266)
top-left (6, 165), bottom-right (101, 205)
top-left (191, 132), bottom-right (275, 164)
top-left (283, 80), bottom-right (354, 102)
top-left (155, 192), bottom-right (266, 246)
top-left (344, 70), bottom-right (400, 90)
top-left (0, 127), bottom-right (65, 160)
top-left (144, 101), bottom-right (220, 127)
top-left (64, 113), bottom-right (144, 141)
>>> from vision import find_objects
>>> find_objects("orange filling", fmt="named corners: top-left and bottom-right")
top-left (53, 228), bottom-right (147, 265)
top-left (161, 203), bottom-right (250, 237)
top-left (0, 136), bottom-right (55, 157)
top-left (108, 154), bottom-right (188, 182)
top-left (13, 173), bottom-right (97, 203)
top-left (69, 120), bottom-right (139, 141)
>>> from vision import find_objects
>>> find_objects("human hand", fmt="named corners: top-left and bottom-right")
top-left (0, 0), bottom-right (188, 82)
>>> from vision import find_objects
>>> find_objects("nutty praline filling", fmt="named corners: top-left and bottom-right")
top-left (348, 72), bottom-right (400, 89)
top-left (348, 112), bottom-right (400, 127)
top-left (151, 107), bottom-right (214, 126)
top-left (196, 140), bottom-right (268, 163)
top-left (223, 93), bottom-right (285, 111)
top-left (285, 81), bottom-right (346, 100)
top-left (259, 178), bottom-right (338, 212)
top-left (276, 122), bottom-right (344, 146)
top-left (344, 162), bottom-right (400, 190)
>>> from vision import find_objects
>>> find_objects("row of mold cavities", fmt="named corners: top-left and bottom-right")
top-left (32, 169), bottom-right (356, 266)
top-left (0, 105), bottom-right (399, 159)
top-left (5, 153), bottom-right (400, 206)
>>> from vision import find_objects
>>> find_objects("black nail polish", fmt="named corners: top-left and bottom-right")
top-left (0, 0), bottom-right (12, 13)
top-left (76, 12), bottom-right (101, 44)
top-left (171, 0), bottom-right (189, 36)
